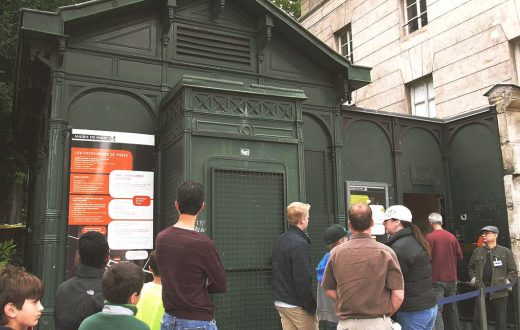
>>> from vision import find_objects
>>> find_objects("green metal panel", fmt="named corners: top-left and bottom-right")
top-left (68, 90), bottom-right (156, 133)
top-left (159, 140), bottom-right (184, 229)
top-left (448, 123), bottom-right (508, 247)
top-left (399, 128), bottom-right (445, 194)
top-left (447, 120), bottom-right (511, 328)
top-left (192, 137), bottom-right (300, 204)
top-left (302, 113), bottom-right (335, 289)
top-left (342, 120), bottom-right (395, 203)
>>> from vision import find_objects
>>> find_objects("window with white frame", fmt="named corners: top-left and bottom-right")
top-left (337, 24), bottom-right (353, 63)
top-left (410, 77), bottom-right (435, 118)
top-left (403, 0), bottom-right (428, 34)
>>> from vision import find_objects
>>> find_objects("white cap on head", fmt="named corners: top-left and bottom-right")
top-left (382, 205), bottom-right (412, 223)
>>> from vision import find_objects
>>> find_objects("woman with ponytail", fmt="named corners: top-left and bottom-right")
top-left (383, 205), bottom-right (437, 330)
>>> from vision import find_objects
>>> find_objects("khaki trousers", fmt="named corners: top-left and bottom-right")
top-left (337, 316), bottom-right (394, 330)
top-left (275, 305), bottom-right (318, 330)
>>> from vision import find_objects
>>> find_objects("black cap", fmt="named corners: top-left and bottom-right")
top-left (324, 224), bottom-right (347, 245)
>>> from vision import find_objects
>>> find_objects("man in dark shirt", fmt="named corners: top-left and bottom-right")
top-left (156, 181), bottom-right (227, 330)
top-left (468, 226), bottom-right (517, 330)
top-left (426, 212), bottom-right (462, 330)
top-left (55, 231), bottom-right (109, 330)
top-left (272, 202), bottom-right (318, 330)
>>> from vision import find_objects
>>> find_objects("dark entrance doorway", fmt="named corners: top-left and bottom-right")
top-left (403, 193), bottom-right (443, 235)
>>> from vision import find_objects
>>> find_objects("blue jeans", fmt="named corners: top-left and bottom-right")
top-left (161, 312), bottom-right (218, 330)
top-left (432, 281), bottom-right (460, 330)
top-left (397, 305), bottom-right (438, 330)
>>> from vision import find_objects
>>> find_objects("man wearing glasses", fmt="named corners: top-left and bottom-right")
top-left (468, 226), bottom-right (518, 330)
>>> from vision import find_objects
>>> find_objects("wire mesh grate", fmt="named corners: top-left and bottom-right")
top-left (212, 169), bottom-right (285, 329)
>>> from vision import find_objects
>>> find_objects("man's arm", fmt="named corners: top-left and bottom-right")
top-left (205, 241), bottom-right (227, 293)
top-left (322, 250), bottom-right (338, 301)
top-left (325, 290), bottom-right (337, 300)
top-left (390, 289), bottom-right (404, 315)
top-left (385, 249), bottom-right (404, 314)
top-left (467, 249), bottom-right (477, 281)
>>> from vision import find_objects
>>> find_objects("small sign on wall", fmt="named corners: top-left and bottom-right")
top-left (240, 148), bottom-right (250, 156)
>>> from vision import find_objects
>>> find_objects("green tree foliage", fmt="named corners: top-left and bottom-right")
top-left (0, 239), bottom-right (16, 267)
top-left (0, 0), bottom-right (82, 223)
top-left (270, 0), bottom-right (301, 19)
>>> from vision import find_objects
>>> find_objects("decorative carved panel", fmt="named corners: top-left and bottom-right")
top-left (192, 92), bottom-right (295, 120)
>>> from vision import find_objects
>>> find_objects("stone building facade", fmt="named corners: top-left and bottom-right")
top-left (488, 84), bottom-right (520, 261)
top-left (299, 2), bottom-right (520, 311)
top-left (299, 0), bottom-right (520, 118)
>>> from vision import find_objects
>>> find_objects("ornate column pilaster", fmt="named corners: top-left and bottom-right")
top-left (332, 106), bottom-right (345, 225)
top-left (38, 66), bottom-right (69, 330)
top-left (486, 84), bottom-right (520, 267)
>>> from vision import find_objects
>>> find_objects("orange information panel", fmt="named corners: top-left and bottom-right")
top-left (66, 129), bottom-right (155, 276)
top-left (69, 195), bottom-right (112, 225)
top-left (70, 148), bottom-right (133, 174)
top-left (81, 226), bottom-right (107, 236)
top-left (70, 173), bottom-right (109, 195)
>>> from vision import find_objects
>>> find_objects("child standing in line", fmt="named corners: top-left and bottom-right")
top-left (79, 262), bottom-right (150, 330)
top-left (136, 251), bottom-right (164, 330)
top-left (0, 265), bottom-right (44, 330)
top-left (316, 224), bottom-right (348, 330)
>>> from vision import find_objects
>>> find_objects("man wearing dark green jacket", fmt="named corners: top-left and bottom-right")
top-left (468, 225), bottom-right (518, 330)
top-left (79, 262), bottom-right (149, 330)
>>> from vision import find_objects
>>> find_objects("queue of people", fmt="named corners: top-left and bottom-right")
top-left (272, 202), bottom-right (518, 330)
top-left (0, 183), bottom-right (518, 330)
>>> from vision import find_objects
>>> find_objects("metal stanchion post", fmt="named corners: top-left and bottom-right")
top-left (479, 287), bottom-right (488, 330)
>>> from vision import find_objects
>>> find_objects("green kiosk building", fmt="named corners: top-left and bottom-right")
top-left (13, 0), bottom-right (510, 328)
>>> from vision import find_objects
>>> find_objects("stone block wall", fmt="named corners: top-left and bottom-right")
top-left (488, 84), bottom-right (520, 267)
top-left (300, 0), bottom-right (520, 118)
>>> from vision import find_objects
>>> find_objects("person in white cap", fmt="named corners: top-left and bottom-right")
top-left (468, 225), bottom-right (517, 330)
top-left (426, 213), bottom-right (462, 330)
top-left (383, 205), bottom-right (437, 330)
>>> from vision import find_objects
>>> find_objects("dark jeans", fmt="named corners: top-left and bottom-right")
top-left (433, 281), bottom-right (460, 330)
top-left (472, 295), bottom-right (508, 330)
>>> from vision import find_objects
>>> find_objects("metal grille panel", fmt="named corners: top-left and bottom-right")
top-left (212, 169), bottom-right (284, 329)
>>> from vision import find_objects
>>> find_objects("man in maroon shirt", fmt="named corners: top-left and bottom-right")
top-left (426, 212), bottom-right (462, 330)
top-left (155, 181), bottom-right (227, 330)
